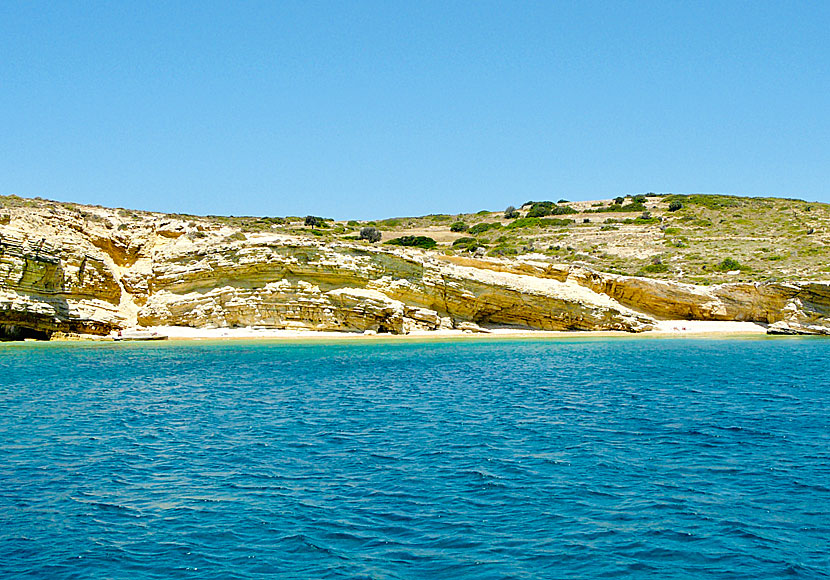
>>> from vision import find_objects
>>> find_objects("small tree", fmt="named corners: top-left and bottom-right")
top-left (359, 226), bottom-right (382, 243)
top-left (668, 200), bottom-right (683, 212)
top-left (304, 215), bottom-right (323, 227)
top-left (504, 205), bottom-right (519, 219)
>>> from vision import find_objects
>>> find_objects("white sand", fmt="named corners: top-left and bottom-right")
top-left (137, 320), bottom-right (768, 341)
top-left (648, 320), bottom-right (767, 335)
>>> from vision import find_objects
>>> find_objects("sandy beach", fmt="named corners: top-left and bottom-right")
top-left (119, 320), bottom-right (770, 342)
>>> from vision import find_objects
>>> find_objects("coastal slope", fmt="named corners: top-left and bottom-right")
top-left (1, 196), bottom-right (828, 338)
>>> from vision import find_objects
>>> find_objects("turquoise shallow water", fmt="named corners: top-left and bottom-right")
top-left (1, 337), bottom-right (829, 579)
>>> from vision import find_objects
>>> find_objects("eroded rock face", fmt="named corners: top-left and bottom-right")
top-left (1, 200), bottom-right (828, 337)
top-left (133, 239), bottom-right (654, 333)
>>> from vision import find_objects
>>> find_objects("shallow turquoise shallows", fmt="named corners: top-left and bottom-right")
top-left (1, 338), bottom-right (829, 579)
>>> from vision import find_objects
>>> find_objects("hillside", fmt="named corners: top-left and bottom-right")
top-left (5, 192), bottom-right (827, 284)
top-left (0, 193), bottom-right (828, 339)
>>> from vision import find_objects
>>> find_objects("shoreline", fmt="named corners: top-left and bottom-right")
top-left (70, 320), bottom-right (771, 343)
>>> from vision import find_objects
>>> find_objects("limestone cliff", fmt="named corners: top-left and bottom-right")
top-left (1, 199), bottom-right (828, 338)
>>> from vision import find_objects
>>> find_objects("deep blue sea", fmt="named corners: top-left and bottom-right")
top-left (1, 337), bottom-right (829, 579)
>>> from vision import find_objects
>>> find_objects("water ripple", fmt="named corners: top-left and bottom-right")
top-left (1, 338), bottom-right (829, 578)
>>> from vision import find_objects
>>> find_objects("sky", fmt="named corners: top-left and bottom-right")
top-left (1, 1), bottom-right (828, 219)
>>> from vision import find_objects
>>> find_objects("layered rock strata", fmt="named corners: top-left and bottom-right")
top-left (1, 201), bottom-right (828, 338)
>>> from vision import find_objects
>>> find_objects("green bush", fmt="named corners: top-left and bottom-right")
top-left (450, 221), bottom-right (468, 232)
top-left (627, 216), bottom-right (660, 225)
top-left (504, 205), bottom-right (519, 219)
top-left (526, 205), bottom-right (551, 217)
top-left (304, 215), bottom-right (324, 227)
top-left (550, 205), bottom-right (577, 215)
top-left (524, 201), bottom-right (577, 217)
top-left (506, 217), bottom-right (574, 229)
top-left (359, 226), bottom-right (382, 243)
top-left (642, 262), bottom-right (669, 273)
top-left (347, 220), bottom-right (359, 226)
top-left (468, 222), bottom-right (502, 235)
top-left (385, 235), bottom-right (437, 249)
top-left (452, 237), bottom-right (484, 252)
top-left (585, 202), bottom-right (646, 214)
top-left (664, 194), bottom-right (741, 210)
top-left (668, 200), bottom-right (683, 212)
top-left (716, 258), bottom-right (743, 271)
top-left (487, 244), bottom-right (518, 257)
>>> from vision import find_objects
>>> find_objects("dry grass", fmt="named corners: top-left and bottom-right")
top-left (4, 193), bottom-right (828, 283)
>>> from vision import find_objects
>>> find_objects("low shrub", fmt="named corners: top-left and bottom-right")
top-left (642, 263), bottom-right (669, 273)
top-left (664, 194), bottom-right (741, 210)
top-left (468, 222), bottom-right (502, 235)
top-left (506, 217), bottom-right (574, 229)
top-left (584, 202), bottom-right (646, 214)
top-left (452, 237), bottom-right (484, 252)
top-left (359, 226), bottom-right (382, 243)
top-left (450, 221), bottom-right (468, 232)
top-left (504, 205), bottom-right (520, 219)
top-left (385, 235), bottom-right (437, 249)
top-left (716, 258), bottom-right (743, 271)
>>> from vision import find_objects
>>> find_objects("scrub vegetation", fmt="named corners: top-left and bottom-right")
top-left (3, 192), bottom-right (829, 284)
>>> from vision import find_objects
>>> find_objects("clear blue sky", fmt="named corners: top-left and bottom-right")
top-left (1, 1), bottom-right (828, 218)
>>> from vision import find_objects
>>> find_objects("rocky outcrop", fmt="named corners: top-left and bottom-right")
top-left (0, 199), bottom-right (828, 338)
top-left (131, 238), bottom-right (654, 333)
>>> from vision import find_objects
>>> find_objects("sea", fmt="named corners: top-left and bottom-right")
top-left (1, 337), bottom-right (828, 579)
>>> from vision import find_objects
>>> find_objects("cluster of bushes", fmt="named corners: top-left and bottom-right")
top-left (584, 201), bottom-right (646, 214)
top-left (525, 201), bottom-right (578, 217)
top-left (504, 205), bottom-right (519, 219)
top-left (468, 221), bottom-right (502, 235)
top-left (642, 262), bottom-right (669, 273)
top-left (506, 217), bottom-right (574, 229)
top-left (304, 215), bottom-right (327, 227)
top-left (359, 226), bottom-right (381, 243)
top-left (452, 237), bottom-right (485, 252)
top-left (450, 221), bottom-right (468, 232)
top-left (602, 214), bottom-right (660, 225)
top-left (664, 194), bottom-right (741, 210)
top-left (487, 244), bottom-right (519, 257)
top-left (716, 258), bottom-right (744, 272)
top-left (385, 235), bottom-right (437, 249)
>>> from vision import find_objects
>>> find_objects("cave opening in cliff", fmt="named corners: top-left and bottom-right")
top-left (0, 325), bottom-right (51, 341)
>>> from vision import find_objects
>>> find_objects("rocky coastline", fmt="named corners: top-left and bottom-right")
top-left (1, 199), bottom-right (828, 340)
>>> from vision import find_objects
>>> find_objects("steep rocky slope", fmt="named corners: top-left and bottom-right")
top-left (1, 197), bottom-right (828, 339)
